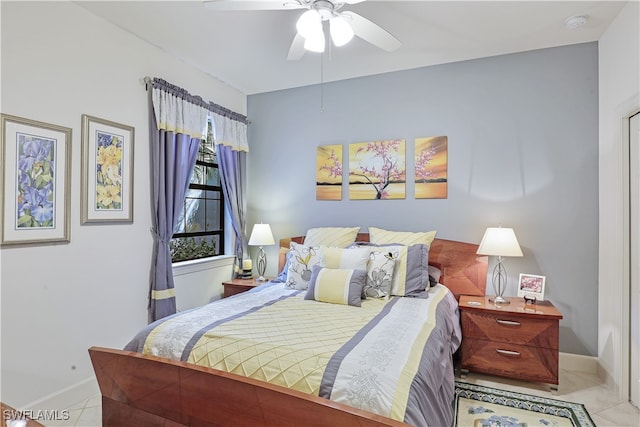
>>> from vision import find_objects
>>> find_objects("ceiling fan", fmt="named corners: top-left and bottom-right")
top-left (203, 0), bottom-right (401, 60)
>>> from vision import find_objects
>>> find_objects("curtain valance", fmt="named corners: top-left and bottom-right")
top-left (147, 77), bottom-right (249, 124)
top-left (213, 114), bottom-right (249, 152)
top-left (152, 88), bottom-right (208, 139)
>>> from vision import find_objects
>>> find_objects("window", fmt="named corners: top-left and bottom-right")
top-left (170, 119), bottom-right (224, 262)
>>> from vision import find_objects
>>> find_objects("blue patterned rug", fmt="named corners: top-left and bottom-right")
top-left (454, 381), bottom-right (595, 427)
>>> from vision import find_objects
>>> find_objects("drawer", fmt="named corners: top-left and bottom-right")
top-left (461, 338), bottom-right (559, 384)
top-left (461, 310), bottom-right (559, 350)
top-left (223, 284), bottom-right (252, 298)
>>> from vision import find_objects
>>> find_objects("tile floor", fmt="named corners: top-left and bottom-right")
top-left (43, 368), bottom-right (639, 426)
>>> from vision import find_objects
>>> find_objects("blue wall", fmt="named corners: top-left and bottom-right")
top-left (247, 42), bottom-right (598, 356)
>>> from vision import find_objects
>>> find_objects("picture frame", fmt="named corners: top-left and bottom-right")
top-left (1, 114), bottom-right (71, 246)
top-left (517, 273), bottom-right (546, 301)
top-left (81, 114), bottom-right (134, 224)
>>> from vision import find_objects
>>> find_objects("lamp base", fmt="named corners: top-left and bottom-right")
top-left (491, 257), bottom-right (510, 305)
top-left (255, 276), bottom-right (268, 282)
top-left (492, 295), bottom-right (511, 305)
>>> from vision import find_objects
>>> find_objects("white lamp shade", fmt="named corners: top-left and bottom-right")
top-left (329, 16), bottom-right (354, 47)
top-left (248, 223), bottom-right (275, 246)
top-left (303, 28), bottom-right (325, 52)
top-left (296, 9), bottom-right (322, 39)
top-left (476, 227), bottom-right (523, 257)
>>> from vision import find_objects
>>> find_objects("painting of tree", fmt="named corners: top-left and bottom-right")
top-left (316, 144), bottom-right (343, 200)
top-left (415, 136), bottom-right (448, 199)
top-left (349, 139), bottom-right (406, 200)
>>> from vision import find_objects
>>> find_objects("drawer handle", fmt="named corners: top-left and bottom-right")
top-left (496, 349), bottom-right (521, 357)
top-left (496, 319), bottom-right (521, 326)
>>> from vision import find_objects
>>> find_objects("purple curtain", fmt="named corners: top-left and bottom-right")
top-left (149, 125), bottom-right (200, 321)
top-left (146, 77), bottom-right (246, 320)
top-left (217, 144), bottom-right (248, 277)
top-left (213, 113), bottom-right (249, 279)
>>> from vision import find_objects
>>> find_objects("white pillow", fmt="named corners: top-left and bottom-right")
top-left (369, 226), bottom-right (437, 248)
top-left (304, 227), bottom-right (360, 248)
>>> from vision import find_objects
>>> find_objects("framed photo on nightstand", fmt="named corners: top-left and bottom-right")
top-left (517, 273), bottom-right (546, 301)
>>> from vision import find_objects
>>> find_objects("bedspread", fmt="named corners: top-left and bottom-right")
top-left (125, 282), bottom-right (462, 427)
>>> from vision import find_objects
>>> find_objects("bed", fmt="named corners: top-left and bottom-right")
top-left (89, 233), bottom-right (487, 427)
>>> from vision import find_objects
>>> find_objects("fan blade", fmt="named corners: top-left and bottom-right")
top-left (341, 11), bottom-right (400, 52)
top-left (203, 0), bottom-right (304, 11)
top-left (287, 33), bottom-right (306, 60)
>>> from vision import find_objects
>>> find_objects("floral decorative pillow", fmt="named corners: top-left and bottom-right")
top-left (358, 243), bottom-right (430, 297)
top-left (285, 242), bottom-right (322, 290)
top-left (364, 251), bottom-right (396, 298)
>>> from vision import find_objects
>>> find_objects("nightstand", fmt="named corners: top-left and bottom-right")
top-left (459, 295), bottom-right (563, 391)
top-left (222, 278), bottom-right (266, 298)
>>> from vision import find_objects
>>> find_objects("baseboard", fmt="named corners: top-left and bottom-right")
top-left (596, 360), bottom-right (620, 397)
top-left (22, 376), bottom-right (99, 412)
top-left (559, 352), bottom-right (598, 374)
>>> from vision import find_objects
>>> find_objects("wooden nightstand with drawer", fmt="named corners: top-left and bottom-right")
top-left (222, 278), bottom-right (267, 298)
top-left (459, 295), bottom-right (563, 391)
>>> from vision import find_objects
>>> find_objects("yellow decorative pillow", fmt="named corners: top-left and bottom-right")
top-left (369, 227), bottom-right (437, 248)
top-left (304, 227), bottom-right (360, 248)
top-left (304, 266), bottom-right (366, 307)
top-left (320, 246), bottom-right (370, 270)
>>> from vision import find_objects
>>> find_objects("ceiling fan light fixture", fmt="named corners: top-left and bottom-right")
top-left (329, 16), bottom-right (354, 47)
top-left (296, 9), bottom-right (322, 39)
top-left (304, 29), bottom-right (325, 52)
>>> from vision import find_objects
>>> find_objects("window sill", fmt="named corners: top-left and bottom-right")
top-left (172, 254), bottom-right (235, 277)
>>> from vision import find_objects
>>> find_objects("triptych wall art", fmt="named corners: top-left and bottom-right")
top-left (1, 113), bottom-right (134, 246)
top-left (316, 136), bottom-right (448, 201)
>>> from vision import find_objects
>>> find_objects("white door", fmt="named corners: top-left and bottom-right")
top-left (631, 111), bottom-right (640, 408)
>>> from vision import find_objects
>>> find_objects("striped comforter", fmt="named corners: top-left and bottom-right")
top-left (125, 282), bottom-right (461, 427)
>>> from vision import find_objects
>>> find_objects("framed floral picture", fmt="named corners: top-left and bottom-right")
top-left (1, 114), bottom-right (71, 246)
top-left (517, 273), bottom-right (546, 301)
top-left (81, 115), bottom-right (134, 223)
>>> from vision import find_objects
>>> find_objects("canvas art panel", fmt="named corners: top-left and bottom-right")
top-left (81, 114), bottom-right (134, 223)
top-left (1, 114), bottom-right (71, 245)
top-left (348, 139), bottom-right (406, 200)
top-left (415, 136), bottom-right (448, 199)
top-left (316, 144), bottom-right (342, 200)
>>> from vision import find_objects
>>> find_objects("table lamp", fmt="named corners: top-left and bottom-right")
top-left (476, 227), bottom-right (523, 305)
top-left (248, 223), bottom-right (275, 282)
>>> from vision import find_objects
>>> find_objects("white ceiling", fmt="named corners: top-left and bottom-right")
top-left (77, 1), bottom-right (627, 95)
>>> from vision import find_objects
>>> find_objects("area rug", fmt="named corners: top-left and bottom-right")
top-left (454, 381), bottom-right (595, 427)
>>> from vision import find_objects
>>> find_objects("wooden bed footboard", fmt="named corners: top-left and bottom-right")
top-left (89, 347), bottom-right (409, 427)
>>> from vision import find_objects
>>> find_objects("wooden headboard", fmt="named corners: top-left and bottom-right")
top-left (278, 233), bottom-right (487, 300)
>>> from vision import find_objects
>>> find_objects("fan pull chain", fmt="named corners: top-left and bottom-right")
top-left (320, 51), bottom-right (324, 112)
